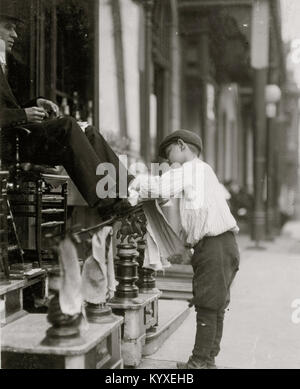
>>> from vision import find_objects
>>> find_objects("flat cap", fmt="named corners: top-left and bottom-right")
top-left (158, 129), bottom-right (203, 159)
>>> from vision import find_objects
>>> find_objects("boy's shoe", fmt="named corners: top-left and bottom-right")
top-left (206, 356), bottom-right (217, 369)
top-left (177, 357), bottom-right (207, 369)
top-left (206, 362), bottom-right (217, 369)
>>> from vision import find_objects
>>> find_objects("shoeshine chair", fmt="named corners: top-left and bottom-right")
top-left (6, 126), bottom-right (69, 268)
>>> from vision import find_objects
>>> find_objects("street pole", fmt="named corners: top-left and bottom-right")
top-left (141, 0), bottom-right (154, 164)
top-left (265, 20), bottom-right (280, 241)
top-left (198, 17), bottom-right (209, 162)
top-left (250, 0), bottom-right (270, 249)
top-left (266, 113), bottom-right (276, 240)
top-left (252, 68), bottom-right (268, 247)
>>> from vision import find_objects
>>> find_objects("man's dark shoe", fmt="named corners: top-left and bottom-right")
top-left (177, 357), bottom-right (207, 369)
top-left (112, 199), bottom-right (133, 215)
top-left (97, 198), bottom-right (136, 221)
top-left (97, 198), bottom-right (118, 210)
top-left (97, 198), bottom-right (119, 220)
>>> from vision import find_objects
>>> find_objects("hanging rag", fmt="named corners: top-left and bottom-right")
top-left (58, 237), bottom-right (82, 316)
top-left (130, 199), bottom-right (191, 270)
top-left (82, 227), bottom-right (117, 304)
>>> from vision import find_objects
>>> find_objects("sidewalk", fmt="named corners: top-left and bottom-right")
top-left (138, 222), bottom-right (300, 369)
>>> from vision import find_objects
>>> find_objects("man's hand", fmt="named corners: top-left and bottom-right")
top-left (37, 98), bottom-right (59, 118)
top-left (24, 107), bottom-right (49, 123)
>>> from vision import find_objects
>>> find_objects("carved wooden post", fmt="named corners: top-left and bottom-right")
top-left (141, 0), bottom-right (154, 163)
top-left (107, 203), bottom-right (162, 367)
top-left (0, 124), bottom-right (10, 284)
top-left (136, 239), bottom-right (146, 289)
top-left (42, 268), bottom-right (83, 347)
top-left (136, 238), bottom-right (157, 293)
top-left (110, 205), bottom-right (147, 301)
top-left (0, 172), bottom-right (10, 285)
top-left (85, 302), bottom-right (114, 323)
top-left (35, 178), bottom-right (43, 267)
top-left (62, 182), bottom-right (68, 236)
top-left (114, 242), bottom-right (139, 301)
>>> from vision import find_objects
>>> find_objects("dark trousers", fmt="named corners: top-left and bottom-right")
top-left (3, 117), bottom-right (132, 207)
top-left (190, 231), bottom-right (240, 362)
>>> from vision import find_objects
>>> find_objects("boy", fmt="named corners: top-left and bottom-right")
top-left (129, 129), bottom-right (240, 369)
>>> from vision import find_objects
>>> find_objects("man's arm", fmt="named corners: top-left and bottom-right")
top-left (0, 91), bottom-right (51, 128)
top-left (0, 105), bottom-right (55, 128)
top-left (0, 106), bottom-right (27, 128)
top-left (22, 97), bottom-right (42, 108)
top-left (130, 167), bottom-right (185, 200)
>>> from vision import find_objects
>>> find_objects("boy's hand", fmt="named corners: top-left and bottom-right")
top-left (128, 176), bottom-right (142, 206)
top-left (188, 298), bottom-right (194, 308)
top-left (128, 176), bottom-right (141, 192)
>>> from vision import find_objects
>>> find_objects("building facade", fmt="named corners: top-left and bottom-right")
top-left (2, 0), bottom-right (299, 241)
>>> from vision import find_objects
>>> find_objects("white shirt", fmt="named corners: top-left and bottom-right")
top-left (129, 158), bottom-right (239, 246)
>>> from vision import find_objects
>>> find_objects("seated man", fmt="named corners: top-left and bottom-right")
top-left (0, 12), bottom-right (132, 212)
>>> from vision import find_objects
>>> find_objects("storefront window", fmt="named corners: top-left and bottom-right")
top-left (3, 0), bottom-right (96, 122)
top-left (5, 0), bottom-right (32, 104)
top-left (55, 0), bottom-right (95, 120)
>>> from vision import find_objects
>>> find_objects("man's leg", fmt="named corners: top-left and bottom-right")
top-left (22, 117), bottom-right (109, 207)
top-left (84, 126), bottom-right (135, 198)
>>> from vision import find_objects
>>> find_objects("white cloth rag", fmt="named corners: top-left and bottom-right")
top-left (58, 237), bottom-right (83, 316)
top-left (127, 197), bottom-right (190, 271)
top-left (82, 227), bottom-right (117, 304)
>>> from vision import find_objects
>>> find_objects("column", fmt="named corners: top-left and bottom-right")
top-left (141, 0), bottom-right (154, 163)
top-left (198, 16), bottom-right (210, 159)
top-left (111, 0), bottom-right (128, 138)
top-left (169, 0), bottom-right (181, 132)
top-left (252, 68), bottom-right (268, 243)
top-left (250, 0), bottom-right (270, 245)
top-left (50, 0), bottom-right (57, 102)
top-left (265, 72), bottom-right (279, 240)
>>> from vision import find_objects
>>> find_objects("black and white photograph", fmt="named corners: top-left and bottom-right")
top-left (0, 0), bottom-right (300, 373)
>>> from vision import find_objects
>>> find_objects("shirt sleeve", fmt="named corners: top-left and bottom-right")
top-left (137, 167), bottom-right (185, 200)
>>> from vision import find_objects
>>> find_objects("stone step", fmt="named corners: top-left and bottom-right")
top-left (143, 299), bottom-right (191, 357)
top-left (156, 264), bottom-right (193, 300)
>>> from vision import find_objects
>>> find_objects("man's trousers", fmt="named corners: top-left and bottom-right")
top-left (3, 117), bottom-right (132, 207)
top-left (190, 231), bottom-right (240, 362)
